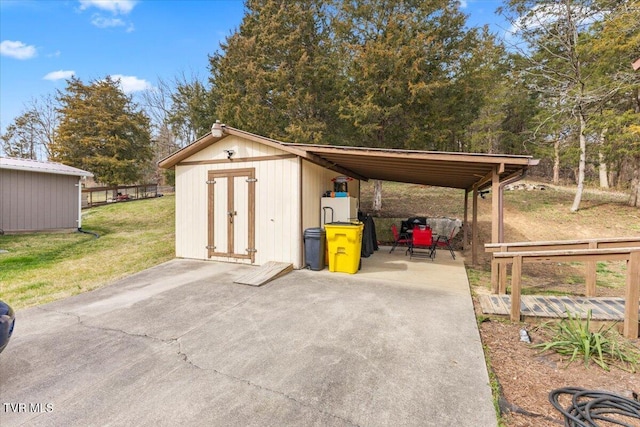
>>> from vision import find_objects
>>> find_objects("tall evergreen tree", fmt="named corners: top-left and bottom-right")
top-left (209, 0), bottom-right (339, 143)
top-left (588, 0), bottom-right (640, 205)
top-left (51, 76), bottom-right (153, 186)
top-left (331, 0), bottom-right (478, 210)
top-left (333, 0), bottom-right (474, 151)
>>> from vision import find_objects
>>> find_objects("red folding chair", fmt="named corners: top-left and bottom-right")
top-left (409, 226), bottom-right (435, 260)
top-left (434, 225), bottom-right (459, 259)
top-left (390, 224), bottom-right (411, 253)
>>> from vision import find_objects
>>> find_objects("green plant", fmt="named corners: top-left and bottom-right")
top-left (533, 310), bottom-right (640, 372)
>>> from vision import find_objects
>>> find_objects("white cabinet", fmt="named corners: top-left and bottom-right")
top-left (321, 197), bottom-right (359, 226)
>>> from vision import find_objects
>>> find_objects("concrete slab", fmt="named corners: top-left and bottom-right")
top-left (0, 249), bottom-right (496, 427)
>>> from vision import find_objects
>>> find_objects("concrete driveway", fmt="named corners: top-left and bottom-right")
top-left (0, 252), bottom-right (496, 426)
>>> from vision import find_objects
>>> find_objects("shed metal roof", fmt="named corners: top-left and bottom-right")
top-left (159, 126), bottom-right (538, 191)
top-left (0, 157), bottom-right (93, 177)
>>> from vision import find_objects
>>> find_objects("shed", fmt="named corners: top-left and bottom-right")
top-left (0, 157), bottom-right (93, 234)
top-left (160, 124), bottom-right (539, 269)
top-left (159, 126), bottom-right (361, 268)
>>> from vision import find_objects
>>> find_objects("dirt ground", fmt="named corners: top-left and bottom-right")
top-left (360, 181), bottom-right (640, 426)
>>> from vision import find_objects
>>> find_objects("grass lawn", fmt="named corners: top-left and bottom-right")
top-left (0, 195), bottom-right (175, 309)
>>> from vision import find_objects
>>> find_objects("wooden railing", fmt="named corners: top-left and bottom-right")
top-left (82, 184), bottom-right (158, 208)
top-left (486, 237), bottom-right (640, 295)
top-left (485, 238), bottom-right (640, 339)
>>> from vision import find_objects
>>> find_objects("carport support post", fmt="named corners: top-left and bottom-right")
top-left (463, 190), bottom-right (469, 251)
top-left (472, 186), bottom-right (479, 265)
top-left (491, 165), bottom-right (501, 244)
top-left (488, 166), bottom-right (502, 284)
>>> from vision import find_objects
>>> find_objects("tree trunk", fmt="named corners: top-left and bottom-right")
top-left (598, 128), bottom-right (609, 188)
top-left (570, 111), bottom-right (587, 212)
top-left (372, 179), bottom-right (382, 214)
top-left (629, 156), bottom-right (640, 207)
top-left (598, 151), bottom-right (609, 188)
top-left (553, 140), bottom-right (560, 184)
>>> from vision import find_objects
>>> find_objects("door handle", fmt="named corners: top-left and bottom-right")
top-left (228, 211), bottom-right (236, 223)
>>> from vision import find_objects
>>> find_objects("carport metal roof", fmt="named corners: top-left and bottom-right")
top-left (160, 126), bottom-right (538, 192)
top-left (283, 143), bottom-right (538, 191)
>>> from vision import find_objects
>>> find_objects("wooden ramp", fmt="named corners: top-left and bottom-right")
top-left (234, 261), bottom-right (293, 287)
top-left (478, 294), bottom-right (638, 321)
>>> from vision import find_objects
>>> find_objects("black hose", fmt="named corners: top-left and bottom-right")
top-left (549, 387), bottom-right (640, 427)
top-left (77, 228), bottom-right (99, 238)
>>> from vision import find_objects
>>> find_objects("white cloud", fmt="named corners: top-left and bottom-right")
top-left (79, 0), bottom-right (136, 15)
top-left (44, 70), bottom-right (76, 81)
top-left (91, 14), bottom-right (125, 28)
top-left (109, 74), bottom-right (152, 93)
top-left (459, 0), bottom-right (468, 8)
top-left (0, 40), bottom-right (37, 59)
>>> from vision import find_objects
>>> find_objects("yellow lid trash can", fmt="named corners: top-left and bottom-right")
top-left (324, 222), bottom-right (364, 274)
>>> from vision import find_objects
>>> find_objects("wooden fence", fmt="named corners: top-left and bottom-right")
top-left (82, 184), bottom-right (158, 208)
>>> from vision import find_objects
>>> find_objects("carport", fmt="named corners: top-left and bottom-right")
top-left (160, 124), bottom-right (539, 269)
top-left (284, 142), bottom-right (540, 264)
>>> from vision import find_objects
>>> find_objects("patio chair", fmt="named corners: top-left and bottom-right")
top-left (390, 224), bottom-right (411, 253)
top-left (434, 224), bottom-right (460, 260)
top-left (409, 226), bottom-right (435, 260)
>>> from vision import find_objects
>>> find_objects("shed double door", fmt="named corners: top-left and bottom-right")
top-left (207, 168), bottom-right (256, 262)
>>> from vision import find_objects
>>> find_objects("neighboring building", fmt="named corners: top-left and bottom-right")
top-left (0, 157), bottom-right (93, 234)
top-left (159, 127), bottom-right (359, 269)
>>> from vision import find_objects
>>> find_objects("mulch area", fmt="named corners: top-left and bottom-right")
top-left (478, 319), bottom-right (640, 427)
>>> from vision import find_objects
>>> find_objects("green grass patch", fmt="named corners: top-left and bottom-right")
top-left (0, 195), bottom-right (175, 310)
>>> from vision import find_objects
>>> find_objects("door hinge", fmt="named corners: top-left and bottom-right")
top-left (246, 248), bottom-right (257, 253)
top-left (246, 178), bottom-right (258, 183)
top-left (206, 180), bottom-right (216, 184)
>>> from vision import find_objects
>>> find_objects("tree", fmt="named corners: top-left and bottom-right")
top-left (209, 0), bottom-right (340, 144)
top-left (168, 73), bottom-right (215, 145)
top-left (51, 76), bottom-right (153, 186)
top-left (332, 0), bottom-right (477, 211)
top-left (140, 74), bottom-right (212, 185)
top-left (501, 0), bottom-right (639, 210)
top-left (1, 111), bottom-right (39, 159)
top-left (0, 95), bottom-right (59, 160)
top-left (587, 0), bottom-right (640, 204)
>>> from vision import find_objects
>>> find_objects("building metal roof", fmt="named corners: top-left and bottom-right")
top-left (160, 126), bottom-right (538, 192)
top-left (0, 157), bottom-right (93, 177)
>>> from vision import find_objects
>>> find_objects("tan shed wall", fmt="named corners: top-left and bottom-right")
top-left (301, 161), bottom-right (360, 231)
top-left (175, 136), bottom-right (303, 268)
top-left (0, 169), bottom-right (80, 233)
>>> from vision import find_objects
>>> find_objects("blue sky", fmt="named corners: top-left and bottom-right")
top-left (0, 0), bottom-right (506, 132)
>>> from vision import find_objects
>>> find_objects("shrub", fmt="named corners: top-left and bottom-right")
top-left (533, 310), bottom-right (640, 372)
